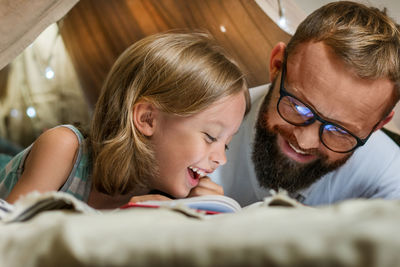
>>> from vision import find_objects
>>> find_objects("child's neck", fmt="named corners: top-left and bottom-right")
top-left (87, 187), bottom-right (149, 210)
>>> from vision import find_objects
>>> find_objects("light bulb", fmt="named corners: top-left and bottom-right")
top-left (26, 106), bottom-right (37, 118)
top-left (279, 16), bottom-right (287, 28)
top-left (45, 66), bottom-right (55, 79)
top-left (10, 109), bottom-right (19, 118)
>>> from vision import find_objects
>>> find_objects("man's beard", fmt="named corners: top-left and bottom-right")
top-left (252, 86), bottom-right (351, 193)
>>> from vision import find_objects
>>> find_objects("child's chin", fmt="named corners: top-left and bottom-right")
top-left (173, 189), bottom-right (191, 199)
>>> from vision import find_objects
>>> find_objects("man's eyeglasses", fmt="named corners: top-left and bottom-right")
top-left (277, 63), bottom-right (376, 153)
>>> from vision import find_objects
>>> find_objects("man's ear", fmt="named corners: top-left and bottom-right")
top-left (374, 110), bottom-right (394, 131)
top-left (269, 42), bottom-right (286, 82)
top-left (133, 101), bottom-right (158, 137)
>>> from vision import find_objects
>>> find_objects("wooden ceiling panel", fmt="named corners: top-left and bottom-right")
top-left (60, 0), bottom-right (291, 108)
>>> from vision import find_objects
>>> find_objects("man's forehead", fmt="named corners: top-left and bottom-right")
top-left (287, 42), bottom-right (338, 77)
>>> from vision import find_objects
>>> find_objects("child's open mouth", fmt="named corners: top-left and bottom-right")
top-left (188, 166), bottom-right (205, 180)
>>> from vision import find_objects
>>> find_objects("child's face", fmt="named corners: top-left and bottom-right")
top-left (149, 92), bottom-right (247, 198)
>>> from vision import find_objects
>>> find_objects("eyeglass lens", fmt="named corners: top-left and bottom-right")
top-left (278, 94), bottom-right (358, 152)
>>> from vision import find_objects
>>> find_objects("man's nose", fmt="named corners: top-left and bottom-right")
top-left (292, 123), bottom-right (321, 150)
top-left (210, 144), bottom-right (227, 167)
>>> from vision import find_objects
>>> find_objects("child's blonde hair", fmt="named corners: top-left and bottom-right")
top-left (90, 31), bottom-right (250, 195)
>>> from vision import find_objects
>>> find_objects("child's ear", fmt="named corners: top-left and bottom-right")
top-left (133, 101), bottom-right (158, 137)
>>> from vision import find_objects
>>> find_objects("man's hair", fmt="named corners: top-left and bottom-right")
top-left (90, 31), bottom-right (249, 195)
top-left (285, 1), bottom-right (400, 108)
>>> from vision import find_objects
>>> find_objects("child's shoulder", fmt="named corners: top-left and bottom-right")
top-left (36, 126), bottom-right (80, 151)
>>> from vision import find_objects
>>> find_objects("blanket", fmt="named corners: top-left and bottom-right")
top-left (1, 192), bottom-right (400, 267)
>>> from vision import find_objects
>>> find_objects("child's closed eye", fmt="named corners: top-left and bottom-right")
top-left (204, 132), bottom-right (217, 143)
top-left (204, 132), bottom-right (229, 150)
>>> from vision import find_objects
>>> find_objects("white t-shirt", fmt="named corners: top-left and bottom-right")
top-left (209, 84), bottom-right (400, 206)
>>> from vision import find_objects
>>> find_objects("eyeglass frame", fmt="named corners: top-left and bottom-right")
top-left (276, 62), bottom-right (379, 153)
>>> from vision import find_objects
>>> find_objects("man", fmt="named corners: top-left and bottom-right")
top-left (210, 1), bottom-right (400, 206)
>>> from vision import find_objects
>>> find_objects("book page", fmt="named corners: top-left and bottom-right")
top-left (136, 195), bottom-right (242, 213)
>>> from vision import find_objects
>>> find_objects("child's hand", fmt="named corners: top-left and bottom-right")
top-left (188, 177), bottom-right (224, 197)
top-left (129, 194), bottom-right (171, 203)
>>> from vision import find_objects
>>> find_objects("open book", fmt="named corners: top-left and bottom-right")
top-left (1, 191), bottom-right (300, 223)
top-left (0, 192), bottom-right (242, 223)
top-left (120, 195), bottom-right (242, 214)
top-left (0, 191), bottom-right (98, 223)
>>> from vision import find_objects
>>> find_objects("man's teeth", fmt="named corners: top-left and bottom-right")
top-left (189, 166), bottom-right (206, 177)
top-left (288, 142), bottom-right (308, 155)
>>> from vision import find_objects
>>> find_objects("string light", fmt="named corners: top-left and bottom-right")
top-left (23, 24), bottom-right (60, 126)
top-left (277, 0), bottom-right (289, 33)
top-left (279, 16), bottom-right (287, 28)
top-left (26, 106), bottom-right (37, 118)
top-left (10, 109), bottom-right (20, 118)
top-left (45, 66), bottom-right (55, 79)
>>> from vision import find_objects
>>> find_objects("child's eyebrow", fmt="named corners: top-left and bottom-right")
top-left (206, 120), bottom-right (224, 128)
top-left (206, 120), bottom-right (241, 136)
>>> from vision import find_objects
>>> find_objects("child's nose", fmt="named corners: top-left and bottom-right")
top-left (210, 144), bottom-right (227, 167)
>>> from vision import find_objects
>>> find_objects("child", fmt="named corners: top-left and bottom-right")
top-left (0, 32), bottom-right (250, 209)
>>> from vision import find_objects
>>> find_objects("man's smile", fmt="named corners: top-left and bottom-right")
top-left (277, 134), bottom-right (317, 164)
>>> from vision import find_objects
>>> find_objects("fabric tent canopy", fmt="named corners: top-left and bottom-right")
top-left (0, 0), bottom-right (79, 71)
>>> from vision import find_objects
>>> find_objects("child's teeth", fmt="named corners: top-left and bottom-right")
top-left (189, 166), bottom-right (205, 177)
